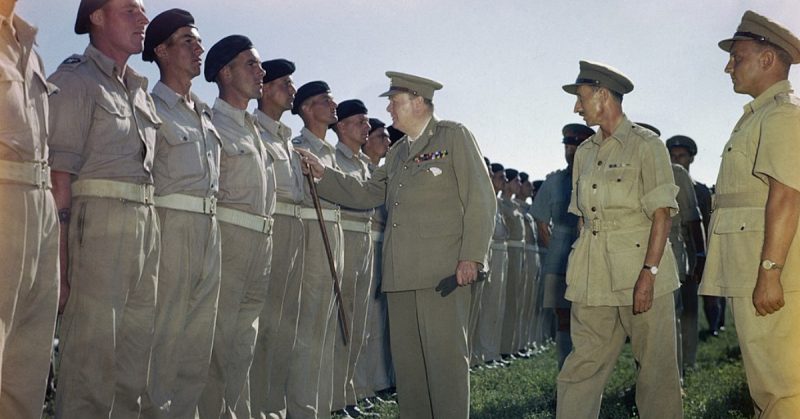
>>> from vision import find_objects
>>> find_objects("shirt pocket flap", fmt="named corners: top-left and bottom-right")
top-left (95, 95), bottom-right (131, 118)
top-left (713, 207), bottom-right (764, 234)
top-left (220, 138), bottom-right (255, 157)
top-left (160, 124), bottom-right (196, 146)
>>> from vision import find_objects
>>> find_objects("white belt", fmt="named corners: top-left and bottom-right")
top-left (506, 240), bottom-right (526, 249)
top-left (341, 219), bottom-right (371, 234)
top-left (217, 207), bottom-right (273, 234)
top-left (72, 179), bottom-right (154, 205)
top-left (0, 160), bottom-right (51, 189)
top-left (370, 230), bottom-right (384, 243)
top-left (274, 201), bottom-right (340, 223)
top-left (155, 194), bottom-right (217, 215)
top-left (274, 201), bottom-right (303, 217)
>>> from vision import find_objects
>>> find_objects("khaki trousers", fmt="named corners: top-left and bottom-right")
top-left (142, 209), bottom-right (221, 419)
top-left (251, 214), bottom-right (305, 418)
top-left (56, 196), bottom-right (160, 419)
top-left (500, 246), bottom-right (523, 354)
top-left (732, 293), bottom-right (800, 418)
top-left (388, 286), bottom-right (471, 419)
top-left (198, 222), bottom-right (271, 419)
top-left (557, 292), bottom-right (682, 419)
top-left (476, 246), bottom-right (507, 362)
top-left (0, 184), bottom-right (58, 419)
top-left (353, 237), bottom-right (393, 399)
top-left (286, 219), bottom-right (342, 419)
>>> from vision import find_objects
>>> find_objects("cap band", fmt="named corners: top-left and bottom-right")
top-left (388, 86), bottom-right (419, 96)
top-left (734, 31), bottom-right (770, 42)
top-left (575, 78), bottom-right (601, 85)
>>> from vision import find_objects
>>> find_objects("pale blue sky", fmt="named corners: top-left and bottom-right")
top-left (17, 0), bottom-right (800, 185)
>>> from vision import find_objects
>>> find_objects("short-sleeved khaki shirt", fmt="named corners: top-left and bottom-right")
top-left (499, 197), bottom-right (525, 242)
top-left (0, 14), bottom-right (55, 163)
top-left (212, 98), bottom-right (274, 217)
top-left (48, 45), bottom-right (160, 184)
top-left (566, 115), bottom-right (679, 306)
top-left (254, 110), bottom-right (304, 204)
top-left (292, 127), bottom-right (339, 210)
top-left (335, 141), bottom-right (373, 221)
top-left (151, 82), bottom-right (220, 198)
top-left (700, 80), bottom-right (800, 297)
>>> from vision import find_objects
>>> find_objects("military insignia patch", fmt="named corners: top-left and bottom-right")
top-left (291, 138), bottom-right (302, 145)
top-left (413, 150), bottom-right (448, 164)
top-left (62, 57), bottom-right (82, 65)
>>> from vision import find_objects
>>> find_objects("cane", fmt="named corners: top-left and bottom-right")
top-left (305, 170), bottom-right (350, 345)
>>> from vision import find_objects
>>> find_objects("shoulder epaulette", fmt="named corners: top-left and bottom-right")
top-left (58, 54), bottom-right (86, 70)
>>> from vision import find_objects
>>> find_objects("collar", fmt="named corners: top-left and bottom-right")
top-left (300, 127), bottom-right (333, 153)
top-left (1, 14), bottom-right (37, 48)
top-left (254, 109), bottom-right (292, 140)
top-left (152, 81), bottom-right (183, 109)
top-left (85, 44), bottom-right (146, 90)
top-left (589, 114), bottom-right (633, 147)
top-left (213, 97), bottom-right (250, 127)
top-left (745, 80), bottom-right (793, 114)
top-left (335, 141), bottom-right (360, 160)
top-left (408, 115), bottom-right (434, 142)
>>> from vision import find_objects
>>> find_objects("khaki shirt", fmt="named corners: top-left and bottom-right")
top-left (492, 197), bottom-right (509, 242)
top-left (566, 115), bottom-right (679, 306)
top-left (700, 80), bottom-right (800, 297)
top-left (335, 141), bottom-right (373, 222)
top-left (254, 110), bottom-right (304, 204)
top-left (499, 197), bottom-right (525, 242)
top-left (48, 45), bottom-right (160, 183)
top-left (0, 14), bottom-right (55, 163)
top-left (670, 164), bottom-right (701, 276)
top-left (212, 98), bottom-right (274, 217)
top-left (316, 117), bottom-right (496, 291)
top-left (531, 168), bottom-right (580, 275)
top-left (292, 127), bottom-right (339, 210)
top-left (151, 82), bottom-right (220, 198)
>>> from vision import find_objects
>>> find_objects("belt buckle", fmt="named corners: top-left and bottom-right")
top-left (142, 184), bottom-right (154, 205)
top-left (34, 162), bottom-right (49, 189)
top-left (294, 205), bottom-right (303, 219)
top-left (205, 196), bottom-right (217, 215)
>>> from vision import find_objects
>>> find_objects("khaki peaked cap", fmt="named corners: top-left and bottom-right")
top-left (380, 71), bottom-right (443, 100)
top-left (562, 60), bottom-right (634, 96)
top-left (719, 10), bottom-right (800, 64)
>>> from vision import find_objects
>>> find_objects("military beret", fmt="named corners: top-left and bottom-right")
top-left (490, 163), bottom-right (505, 174)
top-left (336, 99), bottom-right (368, 122)
top-left (562, 123), bottom-right (595, 145)
top-left (719, 10), bottom-right (800, 64)
top-left (262, 59), bottom-right (295, 83)
top-left (74, 0), bottom-right (109, 35)
top-left (369, 118), bottom-right (386, 134)
top-left (666, 135), bottom-right (698, 156)
top-left (505, 168), bottom-right (519, 181)
top-left (563, 60), bottom-right (634, 96)
top-left (518, 172), bottom-right (530, 183)
top-left (636, 122), bottom-right (661, 136)
top-left (292, 81), bottom-right (331, 115)
top-left (387, 125), bottom-right (405, 145)
top-left (380, 71), bottom-right (443, 101)
top-left (533, 180), bottom-right (544, 189)
top-left (204, 35), bottom-right (254, 83)
top-left (142, 9), bottom-right (195, 63)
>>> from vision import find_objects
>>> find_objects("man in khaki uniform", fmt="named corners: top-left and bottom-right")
top-left (48, 1), bottom-right (162, 416)
top-left (0, 3), bottom-right (59, 418)
top-left (699, 11), bottom-right (800, 417)
top-left (557, 61), bottom-right (682, 418)
top-left (197, 35), bottom-right (274, 419)
top-left (530, 123), bottom-right (593, 369)
top-left (140, 9), bottom-right (221, 419)
top-left (286, 80), bottom-right (344, 419)
top-left (297, 71), bottom-right (495, 419)
top-left (516, 172), bottom-right (541, 353)
top-left (250, 58), bottom-right (304, 419)
top-left (499, 168), bottom-right (525, 360)
top-left (330, 99), bottom-right (377, 418)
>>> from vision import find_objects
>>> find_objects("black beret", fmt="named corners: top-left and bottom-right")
top-left (369, 118), bottom-right (386, 134)
top-left (336, 99), bottom-right (368, 122)
top-left (262, 59), bottom-right (295, 83)
top-left (204, 35), bottom-right (254, 83)
top-left (387, 125), bottom-right (405, 145)
top-left (519, 172), bottom-right (529, 183)
top-left (533, 180), bottom-right (544, 189)
top-left (490, 163), bottom-right (504, 173)
top-left (505, 168), bottom-right (519, 181)
top-left (636, 122), bottom-right (661, 137)
top-left (666, 135), bottom-right (698, 156)
top-left (291, 81), bottom-right (331, 115)
top-left (562, 123), bottom-right (595, 145)
top-left (143, 9), bottom-right (195, 63)
top-left (75, 0), bottom-right (109, 35)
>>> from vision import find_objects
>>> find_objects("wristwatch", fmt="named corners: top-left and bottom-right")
top-left (642, 264), bottom-right (659, 275)
top-left (761, 259), bottom-right (784, 271)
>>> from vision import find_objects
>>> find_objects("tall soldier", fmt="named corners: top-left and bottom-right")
top-left (530, 123), bottom-right (594, 369)
top-left (297, 71), bottom-right (495, 418)
top-left (286, 80), bottom-right (344, 419)
top-left (557, 61), bottom-right (682, 418)
top-left (516, 171), bottom-right (541, 352)
top-left (48, 0), bottom-right (162, 417)
top-left (499, 168), bottom-right (525, 360)
top-left (250, 58), bottom-right (303, 418)
top-left (0, 2), bottom-right (59, 418)
top-left (198, 35), bottom-right (274, 419)
top-left (700, 11), bottom-right (800, 417)
top-left (141, 9), bottom-right (222, 418)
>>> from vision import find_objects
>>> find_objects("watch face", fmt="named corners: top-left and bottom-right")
top-left (650, 266), bottom-right (659, 275)
top-left (762, 260), bottom-right (775, 270)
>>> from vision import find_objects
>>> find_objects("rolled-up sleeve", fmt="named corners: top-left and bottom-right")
top-left (639, 139), bottom-right (678, 218)
top-left (47, 71), bottom-right (91, 174)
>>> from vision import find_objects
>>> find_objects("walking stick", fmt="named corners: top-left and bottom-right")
top-left (305, 170), bottom-right (350, 345)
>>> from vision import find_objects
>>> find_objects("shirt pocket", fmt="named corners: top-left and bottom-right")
top-left (711, 207), bottom-right (764, 286)
top-left (159, 123), bottom-right (206, 180)
top-left (0, 65), bottom-right (25, 133)
top-left (603, 165), bottom-right (640, 210)
top-left (605, 226), bottom-right (650, 291)
top-left (93, 93), bottom-right (137, 155)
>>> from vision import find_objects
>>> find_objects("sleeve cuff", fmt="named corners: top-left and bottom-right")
top-left (640, 183), bottom-right (679, 219)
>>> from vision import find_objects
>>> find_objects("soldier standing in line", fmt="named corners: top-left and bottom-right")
top-left (499, 168), bottom-right (525, 361)
top-left (197, 35), bottom-right (274, 419)
top-left (0, 1), bottom-right (59, 417)
top-left (48, 0), bottom-right (161, 416)
top-left (530, 123), bottom-right (593, 369)
top-left (517, 172), bottom-right (541, 353)
top-left (141, 9), bottom-right (222, 418)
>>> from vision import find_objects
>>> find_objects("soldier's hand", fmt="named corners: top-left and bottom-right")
top-left (752, 272), bottom-right (784, 316)
top-left (455, 260), bottom-right (479, 286)
top-left (632, 270), bottom-right (655, 314)
top-left (294, 148), bottom-right (325, 179)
